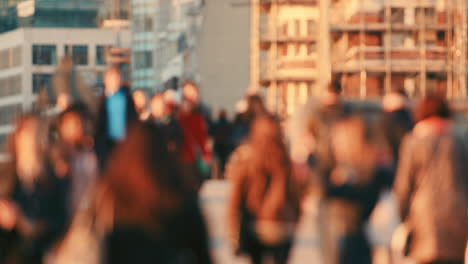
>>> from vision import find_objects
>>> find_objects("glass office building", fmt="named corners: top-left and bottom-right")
top-left (0, 0), bottom-right (106, 33)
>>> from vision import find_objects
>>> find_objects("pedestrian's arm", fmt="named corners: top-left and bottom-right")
top-left (393, 136), bottom-right (416, 220)
top-left (226, 154), bottom-right (245, 251)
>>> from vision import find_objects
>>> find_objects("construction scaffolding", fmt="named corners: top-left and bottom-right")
top-left (328, 0), bottom-right (468, 99)
top-left (251, 0), bottom-right (468, 116)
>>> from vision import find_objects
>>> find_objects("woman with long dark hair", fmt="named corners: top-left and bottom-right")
top-left (227, 116), bottom-right (301, 264)
top-left (99, 122), bottom-right (212, 264)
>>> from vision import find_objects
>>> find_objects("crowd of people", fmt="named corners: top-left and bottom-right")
top-left (0, 66), bottom-right (466, 264)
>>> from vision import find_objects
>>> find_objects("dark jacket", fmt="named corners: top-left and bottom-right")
top-left (150, 115), bottom-right (184, 157)
top-left (394, 120), bottom-right (468, 262)
top-left (104, 199), bottom-right (212, 264)
top-left (5, 163), bottom-right (69, 263)
top-left (94, 86), bottom-right (138, 170)
top-left (381, 109), bottom-right (414, 166)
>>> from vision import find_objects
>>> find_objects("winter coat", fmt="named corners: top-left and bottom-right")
top-left (394, 118), bottom-right (468, 262)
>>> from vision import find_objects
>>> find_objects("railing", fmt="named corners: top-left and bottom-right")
top-left (260, 0), bottom-right (317, 5)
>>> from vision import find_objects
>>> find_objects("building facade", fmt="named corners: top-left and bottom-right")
top-left (131, 0), bottom-right (204, 92)
top-left (251, 0), bottom-right (319, 116)
top-left (0, 28), bottom-right (131, 146)
top-left (251, 0), bottom-right (468, 117)
top-left (196, 0), bottom-right (250, 115)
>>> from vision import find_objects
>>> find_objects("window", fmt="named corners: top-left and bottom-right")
top-left (280, 22), bottom-right (288, 37)
top-left (134, 51), bottom-right (152, 69)
top-left (71, 45), bottom-right (88, 65)
top-left (307, 43), bottom-right (317, 55)
top-left (133, 16), bottom-right (153, 32)
top-left (0, 49), bottom-right (8, 69)
top-left (295, 20), bottom-right (301, 37)
top-left (11, 46), bottom-right (22, 67)
top-left (295, 44), bottom-right (301, 56)
top-left (279, 44), bottom-right (288, 57)
top-left (32, 74), bottom-right (52, 94)
top-left (64, 45), bottom-right (88, 65)
top-left (32, 45), bottom-right (57, 65)
top-left (0, 75), bottom-right (21, 97)
top-left (0, 104), bottom-right (22, 126)
top-left (96, 45), bottom-right (107, 65)
top-left (391, 8), bottom-right (404, 24)
top-left (307, 20), bottom-right (316, 36)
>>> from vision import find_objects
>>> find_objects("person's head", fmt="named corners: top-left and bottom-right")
top-left (321, 81), bottom-right (342, 106)
top-left (182, 80), bottom-right (200, 105)
top-left (103, 122), bottom-right (184, 231)
top-left (104, 67), bottom-right (122, 96)
top-left (163, 89), bottom-right (179, 115)
top-left (382, 89), bottom-right (409, 112)
top-left (246, 94), bottom-right (266, 118)
top-left (7, 114), bottom-right (47, 184)
top-left (150, 93), bottom-right (166, 119)
top-left (56, 93), bottom-right (72, 112)
top-left (132, 90), bottom-right (148, 113)
top-left (218, 109), bottom-right (227, 121)
top-left (415, 95), bottom-right (451, 123)
top-left (56, 103), bottom-right (93, 148)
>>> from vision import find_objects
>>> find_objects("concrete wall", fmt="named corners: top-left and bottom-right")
top-left (196, 0), bottom-right (250, 116)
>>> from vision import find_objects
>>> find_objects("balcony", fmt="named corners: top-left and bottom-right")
top-left (260, 0), bottom-right (318, 6)
top-left (260, 31), bottom-right (317, 44)
top-left (332, 46), bottom-right (448, 73)
top-left (259, 58), bottom-right (317, 84)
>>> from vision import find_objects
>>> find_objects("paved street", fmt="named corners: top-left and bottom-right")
top-left (200, 180), bottom-right (401, 264)
top-left (200, 180), bottom-right (323, 264)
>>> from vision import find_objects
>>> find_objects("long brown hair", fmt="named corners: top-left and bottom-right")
top-left (245, 117), bottom-right (299, 221)
top-left (102, 122), bottom-right (186, 231)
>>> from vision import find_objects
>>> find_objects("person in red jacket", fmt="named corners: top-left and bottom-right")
top-left (178, 96), bottom-right (212, 193)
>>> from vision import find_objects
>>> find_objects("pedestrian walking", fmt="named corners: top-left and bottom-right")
top-left (178, 96), bottom-right (212, 192)
top-left (94, 67), bottom-right (138, 171)
top-left (393, 95), bottom-right (468, 264)
top-left (213, 109), bottom-right (232, 175)
top-left (50, 103), bottom-right (98, 217)
top-left (324, 115), bottom-right (391, 264)
top-left (149, 93), bottom-right (183, 156)
top-left (99, 122), bottom-right (212, 264)
top-left (0, 115), bottom-right (68, 264)
top-left (226, 116), bottom-right (301, 264)
top-left (132, 90), bottom-right (151, 121)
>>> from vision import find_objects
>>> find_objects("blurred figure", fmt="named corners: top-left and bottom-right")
top-left (182, 80), bottom-right (214, 134)
top-left (230, 99), bottom-right (250, 150)
top-left (0, 115), bottom-right (68, 263)
top-left (307, 81), bottom-right (352, 177)
top-left (393, 95), bottom-right (468, 264)
top-left (149, 93), bottom-right (183, 156)
top-left (305, 81), bottom-right (353, 264)
top-left (51, 103), bottom-right (97, 216)
top-left (230, 95), bottom-right (269, 151)
top-left (380, 89), bottom-right (414, 185)
top-left (323, 116), bottom-right (391, 264)
top-left (52, 56), bottom-right (97, 114)
top-left (227, 117), bottom-right (301, 264)
top-left (132, 90), bottom-right (150, 121)
top-left (213, 109), bottom-right (232, 175)
top-left (95, 67), bottom-right (138, 170)
top-left (178, 96), bottom-right (212, 192)
top-left (100, 122), bottom-right (212, 264)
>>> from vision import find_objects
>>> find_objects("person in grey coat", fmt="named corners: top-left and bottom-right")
top-left (394, 95), bottom-right (468, 264)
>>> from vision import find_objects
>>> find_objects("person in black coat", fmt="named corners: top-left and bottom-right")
top-left (380, 90), bottom-right (414, 185)
top-left (94, 67), bottom-right (138, 171)
top-left (0, 115), bottom-right (69, 264)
